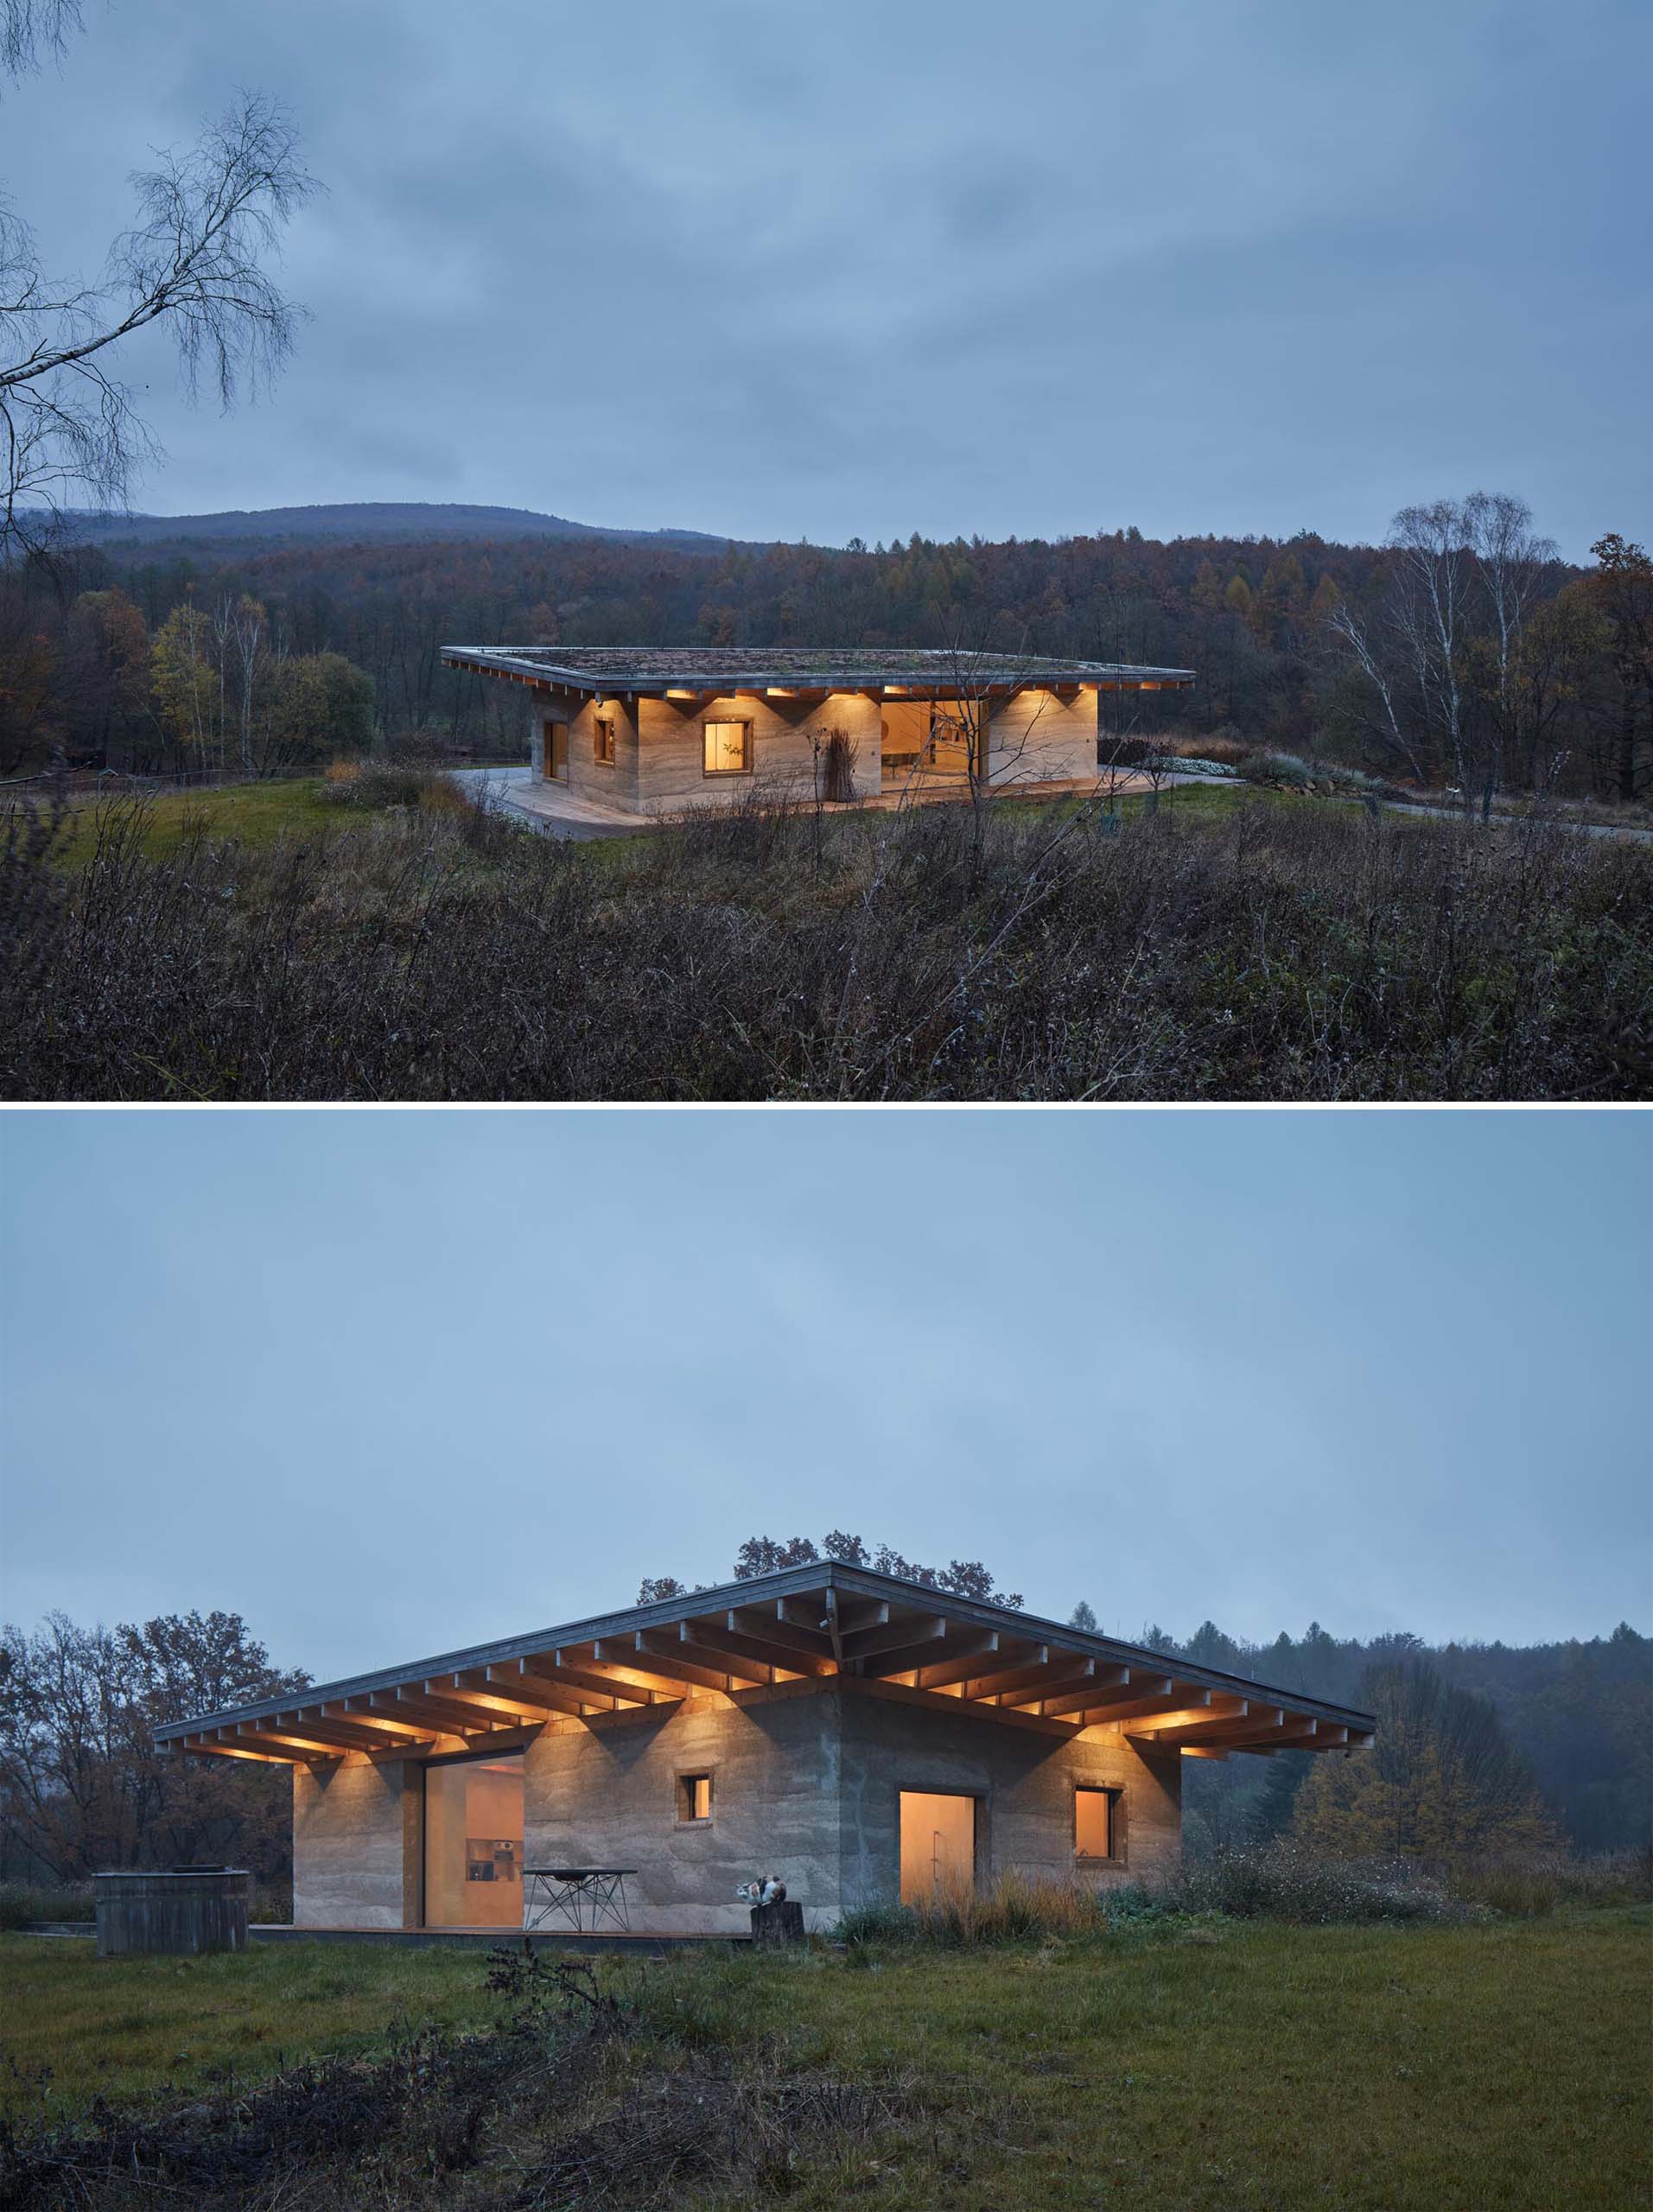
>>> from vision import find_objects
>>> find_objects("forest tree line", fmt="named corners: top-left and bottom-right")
top-left (2, 493), bottom-right (1649, 802)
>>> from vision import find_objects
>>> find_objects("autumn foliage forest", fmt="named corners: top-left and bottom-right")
top-left (3, 497), bottom-right (1650, 805)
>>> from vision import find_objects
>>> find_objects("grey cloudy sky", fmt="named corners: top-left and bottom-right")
top-left (3, 1109), bottom-right (1647, 1684)
top-left (5, 0), bottom-right (1649, 556)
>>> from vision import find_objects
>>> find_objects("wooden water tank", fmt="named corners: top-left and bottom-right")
top-left (94, 1866), bottom-right (251, 1957)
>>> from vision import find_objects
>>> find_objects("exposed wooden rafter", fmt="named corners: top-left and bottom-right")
top-left (156, 1560), bottom-right (1376, 1765)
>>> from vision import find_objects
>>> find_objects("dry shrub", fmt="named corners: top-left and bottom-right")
top-left (315, 760), bottom-right (457, 812)
top-left (1162, 728), bottom-right (1256, 766)
top-left (1446, 1846), bottom-right (1653, 1917)
top-left (1153, 1842), bottom-right (1472, 1924)
top-left (518, 2066), bottom-right (903, 2211)
top-left (1096, 734), bottom-right (1160, 769)
top-left (0, 1945), bottom-right (910, 2212)
top-left (838, 1871), bottom-right (1106, 1948)
top-left (2, 785), bottom-right (1648, 1100)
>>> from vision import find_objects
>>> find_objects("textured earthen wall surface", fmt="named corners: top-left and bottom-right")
top-left (524, 1687), bottom-right (843, 1935)
top-left (836, 1682), bottom-right (1180, 1911)
top-left (635, 692), bottom-right (882, 813)
top-left (292, 1757), bottom-right (421, 1929)
top-left (288, 1679), bottom-right (1182, 1933)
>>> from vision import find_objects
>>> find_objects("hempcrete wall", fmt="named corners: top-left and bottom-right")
top-left (524, 685), bottom-right (1097, 811)
top-left (527, 685), bottom-right (641, 809)
top-left (290, 1681), bottom-right (1179, 1933)
top-left (633, 692), bottom-right (884, 814)
top-left (985, 686), bottom-right (1097, 785)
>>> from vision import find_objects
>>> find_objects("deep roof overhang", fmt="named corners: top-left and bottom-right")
top-left (438, 645), bottom-right (1197, 697)
top-left (157, 1564), bottom-right (1373, 1767)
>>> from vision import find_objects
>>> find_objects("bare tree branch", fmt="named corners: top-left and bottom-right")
top-left (1, 0), bottom-right (82, 85)
top-left (1, 90), bottom-right (318, 556)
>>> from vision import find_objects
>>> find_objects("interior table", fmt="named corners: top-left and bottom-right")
top-left (523, 1867), bottom-right (635, 1934)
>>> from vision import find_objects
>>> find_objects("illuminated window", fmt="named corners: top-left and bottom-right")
top-left (423, 1753), bottom-right (524, 1927)
top-left (1074, 1787), bottom-right (1117, 1860)
top-left (593, 716), bottom-right (615, 766)
top-left (679, 1773), bottom-right (713, 1822)
top-left (703, 720), bottom-right (751, 776)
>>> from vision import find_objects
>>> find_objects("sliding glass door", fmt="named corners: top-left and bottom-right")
top-left (423, 1751), bottom-right (524, 1927)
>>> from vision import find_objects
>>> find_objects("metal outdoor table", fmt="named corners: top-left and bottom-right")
top-left (523, 1867), bottom-right (635, 1933)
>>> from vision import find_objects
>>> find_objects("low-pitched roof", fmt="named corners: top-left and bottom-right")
top-left (157, 1564), bottom-right (1372, 1766)
top-left (440, 645), bottom-right (1195, 696)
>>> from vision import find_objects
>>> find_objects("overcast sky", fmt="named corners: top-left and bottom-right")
top-left (4, 0), bottom-right (1648, 556)
top-left (3, 1109), bottom-right (1647, 1683)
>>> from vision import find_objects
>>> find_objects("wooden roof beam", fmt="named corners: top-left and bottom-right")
top-left (1148, 1712), bottom-right (1291, 1751)
top-left (1027, 1667), bottom-right (1139, 1718)
top-left (233, 1725), bottom-right (342, 1761)
top-left (1001, 1662), bottom-right (1131, 1713)
top-left (366, 1688), bottom-right (495, 1736)
top-left (959, 1648), bottom-right (1052, 1700)
top-left (339, 1698), bottom-right (455, 1742)
top-left (716, 1618), bottom-right (831, 1663)
top-left (269, 1713), bottom-right (407, 1753)
top-left (842, 1614), bottom-right (948, 1664)
top-left (836, 1599), bottom-right (891, 1638)
top-left (1077, 1683), bottom-right (1204, 1726)
top-left (544, 1651), bottom-right (673, 1704)
top-left (478, 1666), bottom-right (604, 1718)
top-left (1052, 1674), bottom-right (1174, 1719)
top-left (629, 1631), bottom-right (753, 1694)
top-left (669, 1623), bottom-right (783, 1683)
top-left (912, 1632), bottom-right (1002, 1691)
top-left (184, 1736), bottom-right (289, 1764)
top-left (680, 1616), bottom-right (834, 1678)
top-left (1123, 1697), bottom-right (1254, 1746)
top-left (589, 1639), bottom-right (714, 1699)
top-left (727, 1605), bottom-right (836, 1662)
top-left (424, 1680), bottom-right (551, 1726)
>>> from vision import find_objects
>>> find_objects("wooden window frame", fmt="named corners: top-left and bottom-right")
top-left (1072, 1783), bottom-right (1125, 1867)
top-left (702, 717), bottom-right (753, 778)
top-left (593, 715), bottom-right (616, 766)
top-left (677, 1770), bottom-right (715, 1826)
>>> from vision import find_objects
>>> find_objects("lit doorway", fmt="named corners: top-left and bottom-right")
top-left (545, 720), bottom-right (569, 781)
top-left (899, 1789), bottom-right (976, 1904)
top-left (423, 1751), bottom-right (524, 1927)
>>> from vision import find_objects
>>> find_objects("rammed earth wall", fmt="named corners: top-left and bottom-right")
top-left (289, 1677), bottom-right (1179, 1934)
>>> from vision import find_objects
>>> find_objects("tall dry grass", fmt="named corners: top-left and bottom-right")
top-left (2, 781), bottom-right (1648, 1099)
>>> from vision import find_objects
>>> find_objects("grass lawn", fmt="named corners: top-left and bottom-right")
top-left (0, 1935), bottom-right (499, 2111)
top-left (46, 778), bottom-right (346, 866)
top-left (3, 1910), bottom-right (1647, 2209)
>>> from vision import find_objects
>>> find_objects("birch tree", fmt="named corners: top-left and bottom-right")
top-left (1, 3), bottom-right (317, 555)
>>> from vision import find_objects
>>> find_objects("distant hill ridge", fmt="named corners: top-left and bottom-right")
top-left (67, 501), bottom-right (737, 551)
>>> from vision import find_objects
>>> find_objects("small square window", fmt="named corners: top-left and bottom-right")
top-left (594, 716), bottom-right (615, 766)
top-left (679, 1773), bottom-right (712, 1823)
top-left (703, 720), bottom-right (751, 776)
top-left (1075, 1786), bottom-right (1115, 1859)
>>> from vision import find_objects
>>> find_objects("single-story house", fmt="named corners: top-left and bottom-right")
top-left (156, 1565), bottom-right (1373, 1936)
top-left (438, 646), bottom-right (1196, 815)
